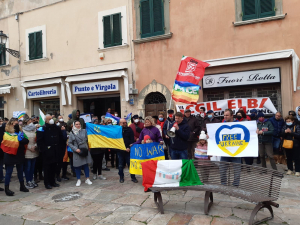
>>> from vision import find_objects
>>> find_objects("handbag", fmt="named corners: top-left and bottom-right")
top-left (282, 126), bottom-right (295, 149)
top-left (72, 131), bottom-right (89, 157)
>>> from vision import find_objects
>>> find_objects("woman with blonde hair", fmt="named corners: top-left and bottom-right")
top-left (1, 118), bottom-right (29, 196)
top-left (134, 116), bottom-right (163, 144)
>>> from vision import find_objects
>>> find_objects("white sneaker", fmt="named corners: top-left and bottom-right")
top-left (295, 172), bottom-right (300, 177)
top-left (93, 174), bottom-right (97, 180)
top-left (76, 180), bottom-right (81, 187)
top-left (98, 175), bottom-right (106, 180)
top-left (85, 179), bottom-right (92, 185)
top-left (286, 170), bottom-right (294, 175)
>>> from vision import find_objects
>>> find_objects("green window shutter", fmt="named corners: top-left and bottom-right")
top-left (242, 0), bottom-right (258, 21)
top-left (0, 44), bottom-right (5, 66)
top-left (152, 0), bottom-right (164, 34)
top-left (113, 13), bottom-right (122, 46)
top-left (140, 0), bottom-right (151, 38)
top-left (259, 0), bottom-right (275, 18)
top-left (35, 31), bottom-right (43, 59)
top-left (103, 15), bottom-right (112, 47)
top-left (29, 33), bottom-right (35, 60)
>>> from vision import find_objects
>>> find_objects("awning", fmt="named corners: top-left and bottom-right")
top-left (21, 78), bottom-right (66, 108)
top-left (205, 49), bottom-right (300, 92)
top-left (0, 85), bottom-right (12, 94)
top-left (65, 70), bottom-right (129, 105)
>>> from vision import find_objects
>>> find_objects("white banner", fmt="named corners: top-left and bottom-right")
top-left (80, 114), bottom-right (92, 123)
top-left (176, 97), bottom-right (277, 116)
top-left (207, 121), bottom-right (258, 157)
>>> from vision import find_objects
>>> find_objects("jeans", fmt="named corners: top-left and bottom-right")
top-left (220, 157), bottom-right (242, 186)
top-left (0, 158), bottom-right (3, 181)
top-left (170, 148), bottom-right (188, 160)
top-left (24, 158), bottom-right (37, 182)
top-left (74, 164), bottom-right (89, 179)
top-left (273, 137), bottom-right (281, 149)
top-left (117, 151), bottom-right (135, 179)
top-left (259, 143), bottom-right (277, 170)
top-left (5, 164), bottom-right (24, 185)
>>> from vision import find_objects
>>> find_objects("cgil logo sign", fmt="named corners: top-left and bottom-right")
top-left (72, 80), bottom-right (119, 94)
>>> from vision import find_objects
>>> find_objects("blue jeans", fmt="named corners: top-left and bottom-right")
top-left (273, 137), bottom-right (281, 150)
top-left (117, 151), bottom-right (135, 179)
top-left (220, 157), bottom-right (242, 186)
top-left (0, 158), bottom-right (3, 181)
top-left (24, 158), bottom-right (37, 182)
top-left (74, 164), bottom-right (89, 179)
top-left (170, 148), bottom-right (188, 160)
top-left (5, 164), bottom-right (24, 185)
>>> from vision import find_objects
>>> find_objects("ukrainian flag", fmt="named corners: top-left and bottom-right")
top-left (86, 123), bottom-right (126, 150)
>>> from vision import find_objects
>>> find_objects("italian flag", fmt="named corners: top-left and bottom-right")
top-left (39, 109), bottom-right (45, 126)
top-left (141, 160), bottom-right (203, 192)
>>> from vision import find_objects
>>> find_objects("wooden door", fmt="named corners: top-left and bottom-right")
top-left (145, 103), bottom-right (166, 117)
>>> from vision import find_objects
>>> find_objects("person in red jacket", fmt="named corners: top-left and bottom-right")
top-left (157, 113), bottom-right (166, 133)
top-left (129, 115), bottom-right (144, 141)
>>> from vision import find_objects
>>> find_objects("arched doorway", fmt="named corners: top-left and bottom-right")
top-left (144, 92), bottom-right (167, 117)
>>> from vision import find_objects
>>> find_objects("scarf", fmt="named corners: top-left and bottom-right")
top-left (72, 122), bottom-right (81, 135)
top-left (23, 123), bottom-right (36, 132)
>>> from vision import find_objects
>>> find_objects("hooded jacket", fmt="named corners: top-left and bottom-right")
top-left (257, 119), bottom-right (274, 143)
top-left (67, 109), bottom-right (86, 132)
top-left (269, 116), bottom-right (284, 137)
top-left (23, 123), bottom-right (39, 159)
top-left (170, 118), bottom-right (190, 151)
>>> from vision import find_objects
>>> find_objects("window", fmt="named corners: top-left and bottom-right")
top-left (103, 13), bottom-right (122, 48)
top-left (140, 0), bottom-right (164, 38)
top-left (0, 44), bottom-right (6, 66)
top-left (242, 0), bottom-right (275, 21)
top-left (28, 31), bottom-right (43, 60)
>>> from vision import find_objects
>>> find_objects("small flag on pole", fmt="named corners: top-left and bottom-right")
top-left (39, 109), bottom-right (45, 126)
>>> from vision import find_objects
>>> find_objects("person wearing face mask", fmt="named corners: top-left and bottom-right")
top-left (129, 115), bottom-right (144, 142)
top-left (281, 115), bottom-right (300, 176)
top-left (163, 109), bottom-right (176, 159)
top-left (37, 114), bottom-right (67, 189)
top-left (202, 110), bottom-right (220, 133)
top-left (256, 112), bottom-right (277, 170)
top-left (1, 118), bottom-right (29, 196)
top-left (235, 111), bottom-right (248, 122)
top-left (114, 112), bottom-right (119, 117)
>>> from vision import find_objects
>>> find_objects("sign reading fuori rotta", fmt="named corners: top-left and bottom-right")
top-left (72, 80), bottom-right (119, 94)
top-left (203, 68), bottom-right (280, 88)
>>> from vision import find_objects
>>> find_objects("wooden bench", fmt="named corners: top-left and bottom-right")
top-left (150, 159), bottom-right (284, 225)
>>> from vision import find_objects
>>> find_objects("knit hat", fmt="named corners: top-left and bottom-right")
top-left (199, 131), bottom-right (207, 140)
top-left (144, 135), bottom-right (151, 143)
top-left (68, 114), bottom-right (72, 119)
top-left (257, 112), bottom-right (265, 118)
top-left (250, 109), bottom-right (257, 113)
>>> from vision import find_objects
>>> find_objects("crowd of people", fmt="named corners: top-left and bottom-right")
top-left (0, 106), bottom-right (299, 196)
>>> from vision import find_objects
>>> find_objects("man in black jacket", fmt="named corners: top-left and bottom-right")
top-left (184, 109), bottom-right (201, 159)
top-left (118, 119), bottom-right (138, 183)
top-left (37, 114), bottom-right (67, 189)
top-left (0, 118), bottom-right (5, 183)
top-left (169, 112), bottom-right (190, 159)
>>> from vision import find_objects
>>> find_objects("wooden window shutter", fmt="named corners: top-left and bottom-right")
top-left (140, 0), bottom-right (151, 38)
top-left (29, 33), bottom-right (35, 60)
top-left (103, 15), bottom-right (112, 47)
top-left (242, 0), bottom-right (258, 21)
top-left (113, 13), bottom-right (122, 46)
top-left (152, 0), bottom-right (164, 34)
top-left (35, 31), bottom-right (43, 59)
top-left (259, 0), bottom-right (275, 18)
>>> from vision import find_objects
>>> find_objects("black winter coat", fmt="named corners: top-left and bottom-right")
top-left (281, 124), bottom-right (300, 148)
top-left (202, 117), bottom-right (220, 133)
top-left (0, 123), bottom-right (6, 159)
top-left (185, 116), bottom-right (201, 142)
top-left (4, 134), bottom-right (29, 165)
top-left (170, 118), bottom-right (190, 151)
top-left (37, 123), bottom-right (67, 164)
top-left (122, 127), bottom-right (135, 149)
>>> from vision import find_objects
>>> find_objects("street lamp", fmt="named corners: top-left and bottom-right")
top-left (0, 30), bottom-right (20, 58)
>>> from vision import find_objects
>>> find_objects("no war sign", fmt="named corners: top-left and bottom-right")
top-left (129, 142), bottom-right (165, 175)
top-left (176, 97), bottom-right (277, 116)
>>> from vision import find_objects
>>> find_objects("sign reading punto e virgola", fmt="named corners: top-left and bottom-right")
top-left (72, 80), bottom-right (119, 94)
top-left (27, 86), bottom-right (59, 99)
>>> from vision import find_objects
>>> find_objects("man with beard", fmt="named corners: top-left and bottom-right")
top-left (118, 119), bottom-right (138, 183)
top-left (67, 110), bottom-right (86, 132)
top-left (37, 114), bottom-right (67, 189)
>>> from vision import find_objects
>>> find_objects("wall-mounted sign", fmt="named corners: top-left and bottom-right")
top-left (203, 68), bottom-right (280, 88)
top-left (27, 86), bottom-right (59, 99)
top-left (72, 80), bottom-right (119, 94)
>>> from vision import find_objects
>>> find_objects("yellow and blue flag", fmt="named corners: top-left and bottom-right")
top-left (86, 123), bottom-right (126, 150)
top-left (125, 113), bottom-right (132, 126)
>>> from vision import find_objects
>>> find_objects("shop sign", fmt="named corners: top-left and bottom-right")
top-left (27, 86), bottom-right (58, 99)
top-left (72, 80), bottom-right (119, 94)
top-left (203, 68), bottom-right (280, 88)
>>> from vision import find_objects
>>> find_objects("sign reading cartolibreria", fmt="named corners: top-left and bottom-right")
top-left (72, 80), bottom-right (119, 94)
top-left (203, 68), bottom-right (280, 88)
top-left (27, 86), bottom-right (58, 99)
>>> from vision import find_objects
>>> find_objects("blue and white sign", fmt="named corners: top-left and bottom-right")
top-left (72, 80), bottom-right (119, 94)
top-left (27, 86), bottom-right (59, 99)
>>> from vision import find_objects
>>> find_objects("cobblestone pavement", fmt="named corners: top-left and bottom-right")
top-left (0, 162), bottom-right (299, 225)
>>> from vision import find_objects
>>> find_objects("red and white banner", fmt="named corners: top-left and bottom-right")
top-left (176, 98), bottom-right (277, 116)
top-left (175, 56), bottom-right (210, 85)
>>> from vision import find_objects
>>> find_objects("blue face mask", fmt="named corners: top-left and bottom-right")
top-left (286, 122), bottom-right (293, 126)
top-left (208, 115), bottom-right (213, 119)
top-left (158, 118), bottom-right (164, 122)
